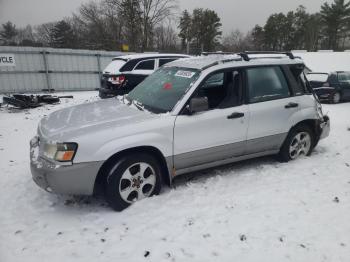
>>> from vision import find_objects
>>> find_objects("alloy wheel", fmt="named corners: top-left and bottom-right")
top-left (118, 162), bottom-right (156, 203)
top-left (289, 132), bottom-right (311, 160)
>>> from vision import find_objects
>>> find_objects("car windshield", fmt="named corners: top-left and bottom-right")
top-left (306, 73), bottom-right (328, 82)
top-left (127, 67), bottom-right (200, 113)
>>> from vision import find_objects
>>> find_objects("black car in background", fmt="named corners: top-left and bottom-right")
top-left (306, 71), bottom-right (350, 103)
top-left (99, 54), bottom-right (189, 98)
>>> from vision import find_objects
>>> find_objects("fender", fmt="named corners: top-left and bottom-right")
top-left (74, 132), bottom-right (173, 163)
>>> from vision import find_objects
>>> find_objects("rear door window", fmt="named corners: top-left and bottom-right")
top-left (246, 66), bottom-right (291, 103)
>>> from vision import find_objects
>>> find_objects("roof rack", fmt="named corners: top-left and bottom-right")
top-left (201, 57), bottom-right (242, 70)
top-left (238, 51), bottom-right (295, 61)
top-left (202, 52), bottom-right (237, 56)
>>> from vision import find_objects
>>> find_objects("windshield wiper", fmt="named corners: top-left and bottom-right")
top-left (132, 100), bottom-right (144, 111)
top-left (122, 95), bottom-right (132, 105)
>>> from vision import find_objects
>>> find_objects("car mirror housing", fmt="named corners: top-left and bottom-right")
top-left (188, 97), bottom-right (209, 114)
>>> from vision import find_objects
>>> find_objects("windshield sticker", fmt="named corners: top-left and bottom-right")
top-left (175, 70), bottom-right (196, 78)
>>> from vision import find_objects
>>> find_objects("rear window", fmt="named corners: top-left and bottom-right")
top-left (103, 59), bottom-right (126, 74)
top-left (306, 73), bottom-right (329, 82)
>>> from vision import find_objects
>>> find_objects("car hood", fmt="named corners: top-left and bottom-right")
top-left (39, 98), bottom-right (156, 141)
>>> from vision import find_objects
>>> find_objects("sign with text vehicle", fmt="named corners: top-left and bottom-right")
top-left (0, 54), bottom-right (16, 67)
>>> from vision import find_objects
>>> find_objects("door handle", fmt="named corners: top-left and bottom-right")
top-left (227, 112), bottom-right (244, 119)
top-left (285, 102), bottom-right (299, 109)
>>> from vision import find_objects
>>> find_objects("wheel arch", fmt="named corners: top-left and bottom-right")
top-left (93, 146), bottom-right (171, 195)
top-left (290, 118), bottom-right (321, 146)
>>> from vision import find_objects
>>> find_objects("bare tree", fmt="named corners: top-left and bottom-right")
top-left (140, 0), bottom-right (178, 50)
top-left (35, 22), bottom-right (55, 46)
top-left (154, 19), bottom-right (178, 52)
top-left (222, 30), bottom-right (245, 52)
top-left (72, 1), bottom-right (116, 50)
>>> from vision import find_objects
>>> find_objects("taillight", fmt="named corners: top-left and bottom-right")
top-left (323, 82), bottom-right (330, 87)
top-left (108, 75), bottom-right (126, 85)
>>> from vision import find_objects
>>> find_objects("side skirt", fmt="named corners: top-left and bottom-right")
top-left (174, 149), bottom-right (279, 176)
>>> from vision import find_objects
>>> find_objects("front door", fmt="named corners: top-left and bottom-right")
top-left (173, 70), bottom-right (249, 171)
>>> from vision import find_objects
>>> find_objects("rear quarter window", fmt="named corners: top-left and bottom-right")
top-left (103, 59), bottom-right (126, 74)
top-left (134, 60), bottom-right (155, 70)
top-left (159, 58), bottom-right (177, 67)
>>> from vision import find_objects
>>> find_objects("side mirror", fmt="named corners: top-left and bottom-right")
top-left (187, 97), bottom-right (209, 114)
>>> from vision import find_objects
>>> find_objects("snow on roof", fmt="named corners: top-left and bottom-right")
top-left (293, 51), bottom-right (350, 73)
top-left (166, 54), bottom-right (304, 70)
top-left (112, 53), bottom-right (190, 60)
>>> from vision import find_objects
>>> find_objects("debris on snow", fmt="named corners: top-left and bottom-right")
top-left (239, 234), bottom-right (247, 241)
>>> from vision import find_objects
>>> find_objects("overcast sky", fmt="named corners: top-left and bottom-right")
top-left (0, 0), bottom-right (331, 34)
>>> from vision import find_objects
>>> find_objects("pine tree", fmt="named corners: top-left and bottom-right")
top-left (0, 21), bottom-right (18, 45)
top-left (178, 10), bottom-right (192, 51)
top-left (50, 20), bottom-right (77, 49)
top-left (178, 8), bottom-right (222, 54)
top-left (320, 0), bottom-right (350, 50)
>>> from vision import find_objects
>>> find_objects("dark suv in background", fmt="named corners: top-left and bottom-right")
top-left (306, 71), bottom-right (350, 103)
top-left (99, 54), bottom-right (189, 98)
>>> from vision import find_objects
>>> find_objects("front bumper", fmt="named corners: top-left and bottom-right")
top-left (30, 140), bottom-right (103, 195)
top-left (319, 115), bottom-right (330, 140)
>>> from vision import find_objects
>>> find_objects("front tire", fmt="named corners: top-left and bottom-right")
top-left (332, 92), bottom-right (341, 104)
top-left (105, 153), bottom-right (162, 211)
top-left (278, 125), bottom-right (314, 162)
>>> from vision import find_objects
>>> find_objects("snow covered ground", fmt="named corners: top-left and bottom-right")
top-left (0, 91), bottom-right (349, 262)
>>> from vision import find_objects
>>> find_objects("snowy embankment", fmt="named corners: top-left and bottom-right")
top-left (0, 91), bottom-right (349, 262)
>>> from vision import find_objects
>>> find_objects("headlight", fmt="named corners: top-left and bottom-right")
top-left (43, 142), bottom-right (78, 162)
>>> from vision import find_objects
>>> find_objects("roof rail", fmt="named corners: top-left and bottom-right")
top-left (238, 51), bottom-right (295, 61)
top-left (202, 51), bottom-right (237, 56)
top-left (201, 57), bottom-right (242, 70)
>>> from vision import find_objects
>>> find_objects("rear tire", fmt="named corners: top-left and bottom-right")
top-left (99, 91), bottom-right (107, 99)
top-left (105, 153), bottom-right (162, 211)
top-left (278, 125), bottom-right (315, 162)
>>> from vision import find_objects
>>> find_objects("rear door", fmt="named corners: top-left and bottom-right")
top-left (245, 66), bottom-right (300, 154)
